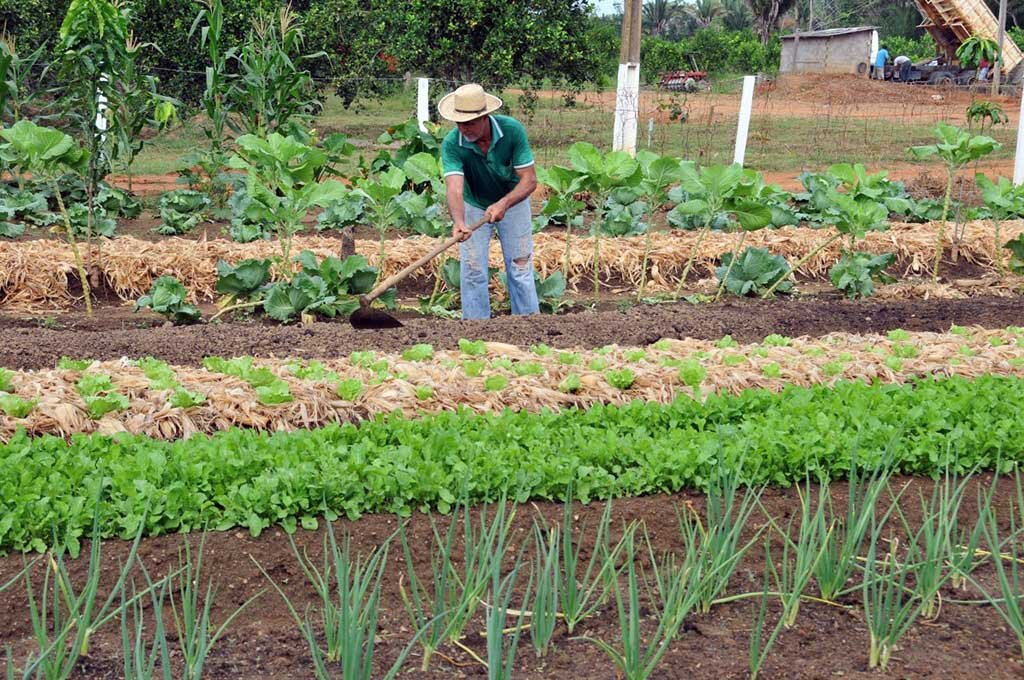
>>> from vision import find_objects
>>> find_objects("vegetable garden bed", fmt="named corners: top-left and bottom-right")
top-left (2, 220), bottom-right (1023, 309)
top-left (2, 328), bottom-right (1023, 440)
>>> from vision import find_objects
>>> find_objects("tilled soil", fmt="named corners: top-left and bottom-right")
top-left (1, 475), bottom-right (1021, 679)
top-left (0, 294), bottom-right (1021, 370)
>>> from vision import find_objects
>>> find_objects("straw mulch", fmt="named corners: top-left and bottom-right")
top-left (2, 327), bottom-right (1022, 441)
top-left (2, 220), bottom-right (1023, 309)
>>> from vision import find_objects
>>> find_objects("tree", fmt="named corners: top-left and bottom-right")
top-left (747, 0), bottom-right (797, 44)
top-left (390, 0), bottom-right (600, 85)
top-left (643, 0), bottom-right (682, 36)
top-left (686, 0), bottom-right (724, 28)
top-left (721, 0), bottom-right (753, 31)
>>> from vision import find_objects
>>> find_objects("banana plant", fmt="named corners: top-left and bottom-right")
top-left (535, 164), bottom-right (586, 276)
top-left (976, 172), bottom-right (1024, 277)
top-left (761, 190), bottom-right (888, 298)
top-left (669, 162), bottom-right (770, 297)
top-left (635, 151), bottom-right (686, 299)
top-left (227, 130), bottom-right (348, 277)
top-left (909, 122), bottom-right (1000, 282)
top-left (956, 35), bottom-right (999, 70)
top-left (0, 120), bottom-right (94, 314)
top-left (566, 141), bottom-right (643, 296)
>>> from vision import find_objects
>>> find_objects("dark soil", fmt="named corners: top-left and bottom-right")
top-left (0, 293), bottom-right (1021, 371)
top-left (1, 475), bottom-right (1021, 679)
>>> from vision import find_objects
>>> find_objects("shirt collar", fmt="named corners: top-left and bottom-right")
top-left (458, 115), bottom-right (502, 148)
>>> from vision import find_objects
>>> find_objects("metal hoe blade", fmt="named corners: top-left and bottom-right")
top-left (349, 305), bottom-right (403, 329)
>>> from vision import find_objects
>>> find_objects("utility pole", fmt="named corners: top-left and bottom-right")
top-left (808, 0), bottom-right (814, 30)
top-left (994, 0), bottom-right (1007, 96)
top-left (613, 0), bottom-right (642, 155)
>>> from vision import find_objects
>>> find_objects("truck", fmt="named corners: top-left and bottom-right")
top-left (897, 0), bottom-right (1024, 88)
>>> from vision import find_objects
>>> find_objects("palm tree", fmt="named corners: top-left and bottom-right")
top-left (643, 0), bottom-right (683, 36)
top-left (721, 0), bottom-right (753, 30)
top-left (685, 0), bottom-right (724, 28)
top-left (747, 0), bottom-right (797, 44)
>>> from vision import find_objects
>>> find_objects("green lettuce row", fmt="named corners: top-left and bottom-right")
top-left (2, 375), bottom-right (1023, 553)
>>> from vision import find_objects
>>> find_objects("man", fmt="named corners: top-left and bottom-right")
top-left (894, 54), bottom-right (912, 82)
top-left (873, 45), bottom-right (889, 80)
top-left (438, 83), bottom-right (539, 320)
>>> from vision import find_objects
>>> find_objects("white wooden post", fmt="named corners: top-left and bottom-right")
top-left (1014, 85), bottom-right (1024, 185)
top-left (417, 77), bottom-right (429, 132)
top-left (612, 0), bottom-right (642, 156)
top-left (733, 75), bottom-right (755, 166)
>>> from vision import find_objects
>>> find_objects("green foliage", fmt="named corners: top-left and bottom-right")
top-left (956, 35), bottom-right (1000, 68)
top-left (884, 35), bottom-right (935, 63)
top-left (909, 122), bottom-right (1000, 168)
top-left (76, 372), bottom-right (131, 419)
top-left (1005, 234), bottom-right (1024, 274)
top-left (203, 356), bottom-right (293, 406)
top-left (134, 276), bottom-right (202, 324)
top-left (215, 258), bottom-right (272, 299)
top-left (0, 120), bottom-right (89, 177)
top-left (641, 29), bottom-right (778, 81)
top-left (829, 252), bottom-right (896, 299)
top-left (316, 192), bottom-right (365, 232)
top-left (155, 190), bottom-right (211, 235)
top-left (261, 252), bottom-right (383, 322)
top-left (3, 375), bottom-right (1024, 551)
top-left (716, 247), bottom-right (792, 296)
top-left (0, 392), bottom-right (35, 417)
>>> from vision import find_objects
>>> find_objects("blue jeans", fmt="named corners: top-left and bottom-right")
top-left (460, 200), bottom-right (539, 320)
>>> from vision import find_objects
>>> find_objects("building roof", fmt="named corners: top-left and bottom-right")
top-left (780, 26), bottom-right (876, 40)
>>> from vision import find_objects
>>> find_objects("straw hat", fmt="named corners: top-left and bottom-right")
top-left (437, 83), bottom-right (503, 122)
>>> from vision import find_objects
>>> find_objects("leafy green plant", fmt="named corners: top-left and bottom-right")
top-left (635, 152), bottom-right (686, 298)
top-left (0, 120), bottom-right (93, 314)
top-left (1006, 233), bottom-right (1024, 274)
top-left (262, 252), bottom-right (384, 322)
top-left (354, 166), bottom-right (407, 270)
top-left (228, 131), bottom-right (348, 273)
top-left (716, 247), bottom-right (792, 297)
top-left (976, 172), bottom-right (1024, 276)
top-left (155, 190), bottom-right (210, 235)
top-left (214, 258), bottom-right (272, 306)
top-left (909, 123), bottom-right (1000, 282)
top-left (316, 191), bottom-right (365, 232)
top-left (956, 35), bottom-right (1000, 69)
top-left (668, 163), bottom-right (772, 296)
top-left (966, 101), bottom-right (1008, 134)
top-left (829, 252), bottom-right (895, 299)
top-left (534, 164), bottom-right (586, 275)
top-left (134, 276), bottom-right (201, 325)
top-left (0, 393), bottom-right (34, 418)
top-left (76, 372), bottom-right (131, 419)
top-left (604, 368), bottom-right (635, 390)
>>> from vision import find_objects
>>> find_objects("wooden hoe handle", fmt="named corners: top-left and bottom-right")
top-left (361, 215), bottom-right (489, 305)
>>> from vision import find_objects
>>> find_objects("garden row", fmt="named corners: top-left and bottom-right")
top-left (4, 115), bottom-right (1024, 320)
top-left (2, 371), bottom-right (1023, 554)
top-left (2, 219), bottom-right (1022, 315)
top-left (1, 327), bottom-right (1022, 440)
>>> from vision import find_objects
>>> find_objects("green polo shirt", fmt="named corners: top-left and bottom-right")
top-left (440, 114), bottom-right (535, 210)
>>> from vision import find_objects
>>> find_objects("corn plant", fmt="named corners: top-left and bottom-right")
top-left (861, 528), bottom-right (928, 670)
top-left (528, 522), bottom-right (560, 658)
top-left (586, 523), bottom-right (697, 680)
top-left (170, 536), bottom-right (261, 680)
top-left (16, 508), bottom-right (145, 680)
top-left (909, 123), bottom-right (1000, 282)
top-left (485, 551), bottom-right (532, 680)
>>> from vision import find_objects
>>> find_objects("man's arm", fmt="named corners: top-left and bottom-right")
top-left (484, 165), bottom-right (537, 224)
top-left (446, 174), bottom-right (472, 241)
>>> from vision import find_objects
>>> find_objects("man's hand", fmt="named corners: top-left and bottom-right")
top-left (452, 222), bottom-right (473, 242)
top-left (484, 200), bottom-right (507, 224)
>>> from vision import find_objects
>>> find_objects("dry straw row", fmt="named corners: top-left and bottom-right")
top-left (2, 326), bottom-right (1022, 441)
top-left (1, 219), bottom-right (1023, 309)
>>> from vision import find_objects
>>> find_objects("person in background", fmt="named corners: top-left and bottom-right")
top-left (978, 57), bottom-right (990, 81)
top-left (873, 45), bottom-right (890, 80)
top-left (894, 54), bottom-right (912, 82)
top-left (438, 83), bottom-right (540, 320)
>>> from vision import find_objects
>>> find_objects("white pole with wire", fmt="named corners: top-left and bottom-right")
top-left (417, 77), bottom-right (429, 132)
top-left (1013, 86), bottom-right (1024, 184)
top-left (733, 75), bottom-right (755, 166)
